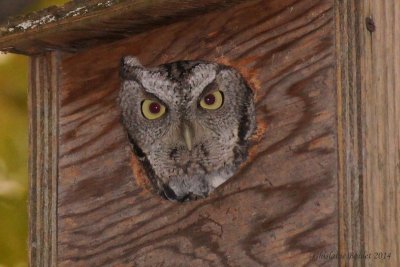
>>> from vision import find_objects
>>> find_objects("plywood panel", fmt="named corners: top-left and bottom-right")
top-left (57, 0), bottom-right (337, 266)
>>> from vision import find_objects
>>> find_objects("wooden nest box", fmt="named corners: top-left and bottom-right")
top-left (0, 0), bottom-right (398, 266)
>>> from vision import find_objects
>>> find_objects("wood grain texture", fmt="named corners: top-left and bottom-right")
top-left (57, 0), bottom-right (338, 266)
top-left (336, 0), bottom-right (365, 266)
top-left (361, 1), bottom-right (400, 266)
top-left (29, 52), bottom-right (59, 267)
top-left (337, 1), bottom-right (400, 266)
top-left (0, 0), bottom-right (246, 55)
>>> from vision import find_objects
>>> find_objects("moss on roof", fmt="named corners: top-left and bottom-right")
top-left (0, 0), bottom-right (123, 37)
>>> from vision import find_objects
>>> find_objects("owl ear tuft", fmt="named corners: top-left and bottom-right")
top-left (120, 56), bottom-right (143, 80)
top-left (122, 56), bottom-right (142, 67)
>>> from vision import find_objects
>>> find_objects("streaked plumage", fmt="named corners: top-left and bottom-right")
top-left (119, 56), bottom-right (255, 201)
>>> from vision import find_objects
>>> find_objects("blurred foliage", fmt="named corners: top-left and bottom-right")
top-left (0, 1), bottom-right (68, 266)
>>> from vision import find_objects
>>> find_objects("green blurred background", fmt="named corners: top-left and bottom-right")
top-left (0, 1), bottom-right (67, 266)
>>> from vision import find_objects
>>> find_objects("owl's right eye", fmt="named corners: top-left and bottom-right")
top-left (141, 100), bottom-right (166, 120)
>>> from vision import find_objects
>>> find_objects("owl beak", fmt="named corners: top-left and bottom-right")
top-left (182, 123), bottom-right (194, 151)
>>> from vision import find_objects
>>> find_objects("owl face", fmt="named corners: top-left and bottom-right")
top-left (119, 56), bottom-right (255, 201)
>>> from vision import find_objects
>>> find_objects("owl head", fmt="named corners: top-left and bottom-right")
top-left (119, 56), bottom-right (256, 201)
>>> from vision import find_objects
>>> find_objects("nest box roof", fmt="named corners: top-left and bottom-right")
top-left (0, 0), bottom-right (242, 55)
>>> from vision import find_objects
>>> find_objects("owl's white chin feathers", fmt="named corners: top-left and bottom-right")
top-left (162, 166), bottom-right (236, 202)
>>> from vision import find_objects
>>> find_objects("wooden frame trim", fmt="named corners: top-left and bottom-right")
top-left (29, 52), bottom-right (59, 267)
top-left (337, 0), bottom-right (400, 266)
top-left (361, 1), bottom-right (400, 265)
top-left (336, 0), bottom-right (365, 266)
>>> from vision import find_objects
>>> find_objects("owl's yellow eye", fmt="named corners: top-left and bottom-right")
top-left (141, 100), bottom-right (166, 120)
top-left (199, 90), bottom-right (224, 110)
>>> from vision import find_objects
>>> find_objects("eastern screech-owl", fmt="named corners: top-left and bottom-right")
top-left (119, 56), bottom-right (256, 201)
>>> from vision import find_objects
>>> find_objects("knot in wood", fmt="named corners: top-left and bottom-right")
top-left (365, 17), bottom-right (376, 32)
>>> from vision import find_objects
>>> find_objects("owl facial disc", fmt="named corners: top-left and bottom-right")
top-left (119, 56), bottom-right (256, 202)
